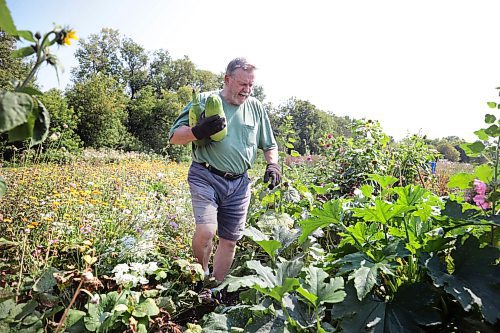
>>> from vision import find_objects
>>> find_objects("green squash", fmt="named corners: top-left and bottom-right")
top-left (204, 94), bottom-right (227, 141)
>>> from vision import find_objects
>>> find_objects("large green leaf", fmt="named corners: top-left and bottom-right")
top-left (132, 298), bottom-right (159, 318)
top-left (354, 199), bottom-right (412, 225)
top-left (425, 236), bottom-right (500, 324)
top-left (64, 309), bottom-right (86, 332)
top-left (297, 266), bottom-right (345, 307)
top-left (341, 222), bottom-right (384, 248)
top-left (247, 261), bottom-right (278, 288)
top-left (394, 185), bottom-right (427, 207)
top-left (200, 312), bottom-right (231, 332)
top-left (243, 227), bottom-right (281, 259)
top-left (202, 307), bottom-right (269, 333)
top-left (245, 313), bottom-right (288, 333)
top-left (272, 226), bottom-right (300, 254)
top-left (217, 275), bottom-right (266, 293)
top-left (485, 124), bottom-right (500, 137)
top-left (367, 174), bottom-right (398, 189)
top-left (32, 267), bottom-right (59, 292)
top-left (441, 199), bottom-right (478, 221)
top-left (282, 294), bottom-right (318, 329)
top-left (254, 278), bottom-right (300, 303)
top-left (0, 0), bottom-right (17, 35)
top-left (485, 113), bottom-right (496, 123)
top-left (276, 260), bottom-right (303, 285)
top-left (460, 141), bottom-right (485, 157)
top-left (14, 300), bottom-right (38, 321)
top-left (0, 91), bottom-right (33, 132)
top-left (352, 265), bottom-right (381, 301)
top-left (298, 200), bottom-right (343, 243)
top-left (473, 164), bottom-right (493, 183)
top-left (11, 46), bottom-right (35, 58)
top-left (30, 99), bottom-right (50, 146)
top-left (332, 282), bottom-right (441, 333)
top-left (474, 129), bottom-right (489, 141)
top-left (16, 30), bottom-right (35, 42)
top-left (335, 253), bottom-right (393, 301)
top-left (0, 299), bottom-right (16, 320)
top-left (447, 172), bottom-right (475, 189)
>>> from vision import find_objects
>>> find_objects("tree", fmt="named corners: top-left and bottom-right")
top-left (37, 89), bottom-right (82, 152)
top-left (273, 98), bottom-right (336, 155)
top-left (148, 49), bottom-right (172, 96)
top-left (72, 28), bottom-right (123, 83)
top-left (0, 31), bottom-right (29, 90)
top-left (194, 69), bottom-right (223, 92)
top-left (66, 74), bottom-right (128, 148)
top-left (437, 142), bottom-right (460, 162)
top-left (165, 56), bottom-right (197, 91)
top-left (120, 37), bottom-right (149, 99)
top-left (252, 84), bottom-right (266, 102)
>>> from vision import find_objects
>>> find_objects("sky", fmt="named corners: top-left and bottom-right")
top-left (6, 0), bottom-right (500, 141)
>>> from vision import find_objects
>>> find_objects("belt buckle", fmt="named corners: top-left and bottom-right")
top-left (223, 172), bottom-right (234, 179)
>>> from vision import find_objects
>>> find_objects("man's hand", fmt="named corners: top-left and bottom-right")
top-left (191, 115), bottom-right (226, 140)
top-left (263, 163), bottom-right (281, 189)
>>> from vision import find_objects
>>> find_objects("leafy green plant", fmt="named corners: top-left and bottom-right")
top-left (0, 0), bottom-right (77, 196)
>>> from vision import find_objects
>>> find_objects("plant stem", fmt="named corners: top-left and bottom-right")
top-left (491, 138), bottom-right (499, 246)
top-left (443, 222), bottom-right (497, 234)
top-left (403, 216), bottom-right (410, 244)
top-left (16, 231), bottom-right (29, 301)
top-left (54, 278), bottom-right (84, 333)
top-left (19, 31), bottom-right (54, 88)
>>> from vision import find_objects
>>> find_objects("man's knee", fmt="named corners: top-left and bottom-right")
top-left (193, 224), bottom-right (217, 243)
top-left (218, 237), bottom-right (237, 250)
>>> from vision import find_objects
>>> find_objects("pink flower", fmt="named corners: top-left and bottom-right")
top-left (472, 179), bottom-right (491, 209)
top-left (306, 155), bottom-right (312, 161)
top-left (473, 194), bottom-right (491, 209)
top-left (473, 179), bottom-right (487, 196)
top-left (327, 134), bottom-right (333, 139)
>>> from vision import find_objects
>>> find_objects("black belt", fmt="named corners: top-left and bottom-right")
top-left (196, 162), bottom-right (244, 180)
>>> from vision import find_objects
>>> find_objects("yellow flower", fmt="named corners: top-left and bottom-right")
top-left (63, 30), bottom-right (78, 46)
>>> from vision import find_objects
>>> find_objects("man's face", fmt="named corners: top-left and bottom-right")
top-left (224, 69), bottom-right (255, 105)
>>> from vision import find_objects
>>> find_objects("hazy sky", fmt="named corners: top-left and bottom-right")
top-left (7, 0), bottom-right (500, 141)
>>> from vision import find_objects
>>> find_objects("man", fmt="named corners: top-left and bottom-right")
top-left (169, 57), bottom-right (281, 282)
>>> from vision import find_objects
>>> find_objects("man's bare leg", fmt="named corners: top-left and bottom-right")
top-left (213, 237), bottom-right (237, 282)
top-left (192, 224), bottom-right (217, 273)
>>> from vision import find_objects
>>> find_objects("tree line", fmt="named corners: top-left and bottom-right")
top-left (0, 29), bottom-right (466, 162)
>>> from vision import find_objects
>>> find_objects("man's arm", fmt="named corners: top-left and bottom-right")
top-left (170, 115), bottom-right (226, 145)
top-left (170, 125), bottom-right (197, 145)
top-left (264, 148), bottom-right (279, 164)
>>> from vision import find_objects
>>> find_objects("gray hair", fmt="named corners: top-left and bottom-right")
top-left (225, 57), bottom-right (257, 76)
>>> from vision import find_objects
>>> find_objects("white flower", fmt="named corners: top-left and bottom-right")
top-left (353, 188), bottom-right (364, 198)
top-left (138, 276), bottom-right (149, 285)
top-left (129, 262), bottom-right (145, 273)
top-left (145, 262), bottom-right (158, 274)
top-left (49, 132), bottom-right (60, 141)
top-left (114, 273), bottom-right (138, 287)
top-left (112, 263), bottom-right (130, 274)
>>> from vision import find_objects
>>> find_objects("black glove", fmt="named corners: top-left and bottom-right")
top-left (191, 114), bottom-right (226, 140)
top-left (263, 163), bottom-right (281, 189)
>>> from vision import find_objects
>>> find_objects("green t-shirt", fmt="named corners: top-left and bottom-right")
top-left (169, 90), bottom-right (277, 174)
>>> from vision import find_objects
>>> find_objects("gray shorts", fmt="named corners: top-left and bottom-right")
top-left (187, 162), bottom-right (251, 241)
